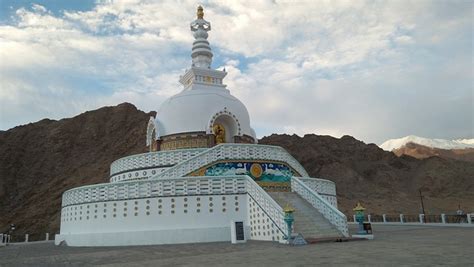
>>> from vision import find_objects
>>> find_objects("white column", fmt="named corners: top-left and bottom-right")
top-left (382, 214), bottom-right (387, 223)
top-left (7, 235), bottom-right (11, 243)
top-left (467, 214), bottom-right (472, 224)
top-left (419, 214), bottom-right (424, 223)
top-left (0, 234), bottom-right (3, 244)
top-left (441, 214), bottom-right (446, 224)
top-left (25, 234), bottom-right (29, 243)
top-left (45, 233), bottom-right (49, 241)
top-left (400, 214), bottom-right (404, 223)
top-left (353, 215), bottom-right (356, 222)
top-left (368, 214), bottom-right (372, 223)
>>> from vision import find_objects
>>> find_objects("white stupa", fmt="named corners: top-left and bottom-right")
top-left (149, 6), bottom-right (256, 150)
top-left (55, 6), bottom-right (348, 247)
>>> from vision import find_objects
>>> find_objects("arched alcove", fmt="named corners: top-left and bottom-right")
top-left (207, 109), bottom-right (241, 144)
top-left (213, 114), bottom-right (238, 143)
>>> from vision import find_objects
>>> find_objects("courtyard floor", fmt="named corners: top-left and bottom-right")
top-left (0, 224), bottom-right (472, 266)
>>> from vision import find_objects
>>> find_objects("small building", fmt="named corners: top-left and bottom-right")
top-left (55, 6), bottom-right (348, 247)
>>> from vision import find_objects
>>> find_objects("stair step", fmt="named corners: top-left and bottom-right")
top-left (268, 191), bottom-right (343, 239)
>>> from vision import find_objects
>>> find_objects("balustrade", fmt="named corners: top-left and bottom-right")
top-left (291, 177), bottom-right (349, 237)
top-left (110, 148), bottom-right (207, 176)
top-left (152, 144), bottom-right (309, 180)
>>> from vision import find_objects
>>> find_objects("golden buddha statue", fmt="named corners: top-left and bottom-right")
top-left (213, 124), bottom-right (225, 144)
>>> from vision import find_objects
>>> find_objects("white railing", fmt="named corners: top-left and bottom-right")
top-left (110, 148), bottom-right (207, 176)
top-left (246, 177), bottom-right (288, 240)
top-left (291, 177), bottom-right (349, 237)
top-left (152, 144), bottom-right (309, 179)
top-left (62, 176), bottom-right (246, 207)
top-left (110, 167), bottom-right (168, 183)
top-left (298, 177), bottom-right (336, 196)
top-left (351, 213), bottom-right (474, 225)
top-left (298, 177), bottom-right (338, 208)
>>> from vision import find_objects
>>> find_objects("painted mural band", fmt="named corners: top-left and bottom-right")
top-left (190, 161), bottom-right (295, 191)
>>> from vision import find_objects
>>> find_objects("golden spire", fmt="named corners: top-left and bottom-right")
top-left (283, 203), bottom-right (295, 213)
top-left (197, 5), bottom-right (204, 19)
top-left (353, 202), bottom-right (365, 211)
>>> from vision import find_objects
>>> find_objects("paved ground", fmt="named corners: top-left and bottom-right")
top-left (0, 225), bottom-right (472, 266)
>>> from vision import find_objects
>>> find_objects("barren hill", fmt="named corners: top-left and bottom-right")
top-left (1, 103), bottom-right (473, 237)
top-left (0, 103), bottom-right (153, 236)
top-left (260, 135), bottom-right (474, 215)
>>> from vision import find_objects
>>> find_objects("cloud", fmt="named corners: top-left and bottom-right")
top-left (0, 1), bottom-right (472, 144)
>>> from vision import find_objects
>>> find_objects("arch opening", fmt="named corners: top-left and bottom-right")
top-left (212, 114), bottom-right (238, 143)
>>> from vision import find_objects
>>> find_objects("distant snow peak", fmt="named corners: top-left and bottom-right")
top-left (380, 135), bottom-right (474, 151)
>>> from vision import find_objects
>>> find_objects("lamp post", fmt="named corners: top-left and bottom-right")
top-left (8, 224), bottom-right (15, 243)
top-left (283, 204), bottom-right (295, 241)
top-left (419, 189), bottom-right (426, 223)
top-left (353, 202), bottom-right (366, 235)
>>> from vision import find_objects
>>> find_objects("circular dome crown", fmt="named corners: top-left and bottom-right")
top-left (155, 87), bottom-right (255, 140)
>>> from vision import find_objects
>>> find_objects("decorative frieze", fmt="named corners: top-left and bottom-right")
top-left (160, 134), bottom-right (210, 151)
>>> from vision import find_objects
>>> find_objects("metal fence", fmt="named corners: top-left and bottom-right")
top-left (424, 215), bottom-right (442, 223)
top-left (445, 215), bottom-right (468, 224)
top-left (370, 215), bottom-right (384, 222)
top-left (0, 233), bottom-right (51, 244)
top-left (385, 215), bottom-right (400, 222)
top-left (403, 215), bottom-right (419, 223)
top-left (348, 213), bottom-right (473, 225)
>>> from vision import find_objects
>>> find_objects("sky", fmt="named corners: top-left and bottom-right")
top-left (0, 0), bottom-right (472, 145)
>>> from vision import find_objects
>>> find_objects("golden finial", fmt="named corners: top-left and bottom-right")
top-left (353, 202), bottom-right (365, 211)
top-left (197, 5), bottom-right (204, 19)
top-left (283, 203), bottom-right (295, 213)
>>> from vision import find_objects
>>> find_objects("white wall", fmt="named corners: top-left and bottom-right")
top-left (57, 194), bottom-right (249, 246)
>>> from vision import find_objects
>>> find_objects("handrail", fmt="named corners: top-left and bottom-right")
top-left (62, 175), bottom-right (247, 207)
top-left (151, 143), bottom-right (309, 179)
top-left (297, 177), bottom-right (337, 196)
top-left (110, 148), bottom-right (207, 175)
top-left (291, 177), bottom-right (349, 237)
top-left (298, 177), bottom-right (336, 187)
top-left (245, 177), bottom-right (288, 239)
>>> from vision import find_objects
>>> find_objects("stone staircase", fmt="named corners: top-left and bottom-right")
top-left (268, 192), bottom-right (343, 240)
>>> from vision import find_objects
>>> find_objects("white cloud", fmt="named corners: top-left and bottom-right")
top-left (0, 1), bottom-right (472, 144)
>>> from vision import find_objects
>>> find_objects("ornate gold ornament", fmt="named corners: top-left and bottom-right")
top-left (197, 5), bottom-right (204, 19)
top-left (213, 124), bottom-right (225, 144)
top-left (250, 163), bottom-right (263, 179)
top-left (283, 203), bottom-right (295, 214)
top-left (353, 202), bottom-right (365, 211)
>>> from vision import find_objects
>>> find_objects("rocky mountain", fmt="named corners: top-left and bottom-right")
top-left (380, 135), bottom-right (474, 151)
top-left (1, 104), bottom-right (473, 237)
top-left (0, 103), bottom-right (154, 237)
top-left (380, 135), bottom-right (474, 162)
top-left (392, 142), bottom-right (474, 162)
top-left (260, 134), bottom-right (474, 216)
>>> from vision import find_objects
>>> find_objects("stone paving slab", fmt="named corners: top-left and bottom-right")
top-left (0, 225), bottom-right (473, 266)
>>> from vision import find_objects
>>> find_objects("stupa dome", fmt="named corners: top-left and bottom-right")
top-left (155, 86), bottom-right (256, 141)
top-left (146, 7), bottom-right (257, 151)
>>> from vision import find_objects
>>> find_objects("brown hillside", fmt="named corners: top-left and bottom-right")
top-left (0, 104), bottom-right (473, 237)
top-left (0, 103), bottom-right (154, 236)
top-left (260, 134), bottom-right (474, 216)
